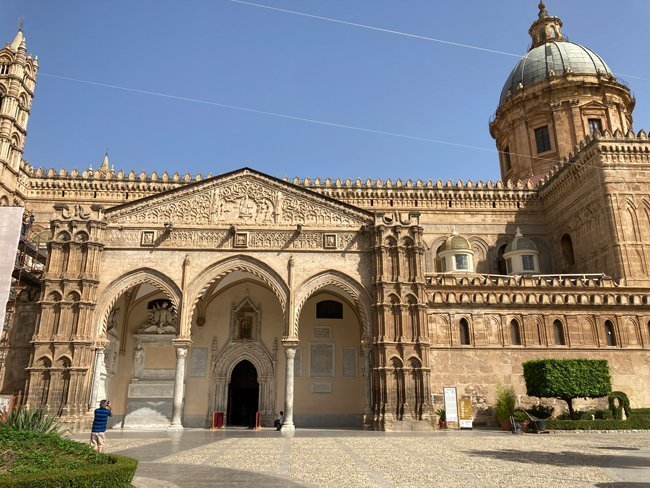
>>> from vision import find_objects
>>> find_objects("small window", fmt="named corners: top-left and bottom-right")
top-left (503, 146), bottom-right (512, 172)
top-left (605, 320), bottom-right (617, 346)
top-left (316, 300), bottom-right (343, 319)
top-left (588, 118), bottom-right (602, 135)
top-left (455, 254), bottom-right (468, 270)
top-left (553, 319), bottom-right (566, 345)
top-left (459, 318), bottom-right (470, 345)
top-left (506, 258), bottom-right (512, 274)
top-left (510, 319), bottom-right (522, 345)
top-left (560, 234), bottom-right (575, 268)
top-left (534, 126), bottom-right (552, 153)
top-left (522, 255), bottom-right (535, 271)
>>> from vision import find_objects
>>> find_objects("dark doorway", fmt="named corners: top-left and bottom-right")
top-left (227, 360), bottom-right (259, 427)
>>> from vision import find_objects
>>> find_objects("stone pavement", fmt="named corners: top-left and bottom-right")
top-left (75, 428), bottom-right (650, 487)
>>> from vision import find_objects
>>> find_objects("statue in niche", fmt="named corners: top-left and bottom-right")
top-left (239, 317), bottom-right (252, 339)
top-left (138, 300), bottom-right (177, 334)
top-left (133, 342), bottom-right (144, 380)
top-left (106, 307), bottom-right (120, 337)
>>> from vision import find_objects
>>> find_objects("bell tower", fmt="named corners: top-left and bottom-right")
top-left (0, 22), bottom-right (38, 206)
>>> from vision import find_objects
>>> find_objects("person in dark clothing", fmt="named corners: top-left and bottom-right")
top-left (90, 399), bottom-right (111, 452)
top-left (274, 410), bottom-right (284, 431)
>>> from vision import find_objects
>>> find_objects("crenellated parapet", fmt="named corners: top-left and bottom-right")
top-left (425, 272), bottom-right (650, 307)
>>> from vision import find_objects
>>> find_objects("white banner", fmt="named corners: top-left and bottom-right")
top-left (0, 207), bottom-right (24, 333)
top-left (443, 386), bottom-right (459, 425)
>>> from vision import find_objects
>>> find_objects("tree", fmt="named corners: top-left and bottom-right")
top-left (522, 359), bottom-right (612, 419)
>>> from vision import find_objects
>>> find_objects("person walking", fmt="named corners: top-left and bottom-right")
top-left (90, 399), bottom-right (112, 453)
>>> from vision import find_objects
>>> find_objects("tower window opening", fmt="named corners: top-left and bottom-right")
top-left (605, 320), bottom-right (617, 346)
top-left (455, 254), bottom-right (468, 270)
top-left (503, 146), bottom-right (512, 171)
top-left (459, 318), bottom-right (470, 345)
top-left (588, 118), bottom-right (603, 135)
top-left (561, 234), bottom-right (576, 268)
top-left (553, 319), bottom-right (566, 345)
top-left (510, 319), bottom-right (522, 345)
top-left (534, 126), bottom-right (552, 153)
top-left (0, 64), bottom-right (9, 75)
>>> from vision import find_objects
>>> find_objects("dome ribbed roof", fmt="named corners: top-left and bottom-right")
top-left (499, 41), bottom-right (612, 105)
top-left (440, 231), bottom-right (471, 252)
top-left (504, 229), bottom-right (539, 253)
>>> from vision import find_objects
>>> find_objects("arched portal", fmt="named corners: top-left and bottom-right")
top-left (227, 360), bottom-right (259, 427)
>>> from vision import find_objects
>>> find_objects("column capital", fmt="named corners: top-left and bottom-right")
top-left (281, 339), bottom-right (299, 349)
top-left (172, 338), bottom-right (192, 349)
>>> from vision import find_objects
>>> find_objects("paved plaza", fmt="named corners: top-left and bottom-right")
top-left (73, 428), bottom-right (650, 487)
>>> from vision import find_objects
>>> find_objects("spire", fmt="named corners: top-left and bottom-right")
top-left (100, 152), bottom-right (110, 172)
top-left (528, 2), bottom-right (564, 50)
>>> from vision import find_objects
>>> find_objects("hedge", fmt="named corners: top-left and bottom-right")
top-left (547, 414), bottom-right (650, 431)
top-left (608, 391), bottom-right (631, 420)
top-left (0, 454), bottom-right (138, 488)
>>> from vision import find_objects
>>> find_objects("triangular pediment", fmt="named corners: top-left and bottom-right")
top-left (105, 167), bottom-right (373, 228)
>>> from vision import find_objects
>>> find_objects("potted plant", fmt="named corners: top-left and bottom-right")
top-left (436, 408), bottom-right (447, 429)
top-left (495, 383), bottom-right (516, 430)
top-left (513, 409), bottom-right (529, 432)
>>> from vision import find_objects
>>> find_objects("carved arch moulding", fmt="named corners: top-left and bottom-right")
top-left (293, 270), bottom-right (373, 343)
top-left (93, 268), bottom-right (182, 338)
top-left (182, 255), bottom-right (289, 338)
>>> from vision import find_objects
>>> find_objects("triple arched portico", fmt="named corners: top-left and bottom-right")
top-left (89, 254), bottom-right (373, 430)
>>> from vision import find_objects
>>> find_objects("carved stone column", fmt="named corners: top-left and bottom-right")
top-left (169, 341), bottom-right (189, 429)
top-left (89, 346), bottom-right (105, 410)
top-left (362, 345), bottom-right (373, 429)
top-left (282, 342), bottom-right (298, 431)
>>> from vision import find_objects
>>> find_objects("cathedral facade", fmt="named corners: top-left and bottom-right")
top-left (1, 4), bottom-right (649, 431)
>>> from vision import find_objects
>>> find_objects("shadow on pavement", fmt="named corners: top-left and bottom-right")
top-left (594, 483), bottom-right (650, 488)
top-left (467, 449), bottom-right (650, 470)
top-left (137, 462), bottom-right (308, 487)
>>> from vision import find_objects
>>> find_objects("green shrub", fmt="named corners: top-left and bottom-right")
top-left (495, 383), bottom-right (516, 420)
top-left (575, 408), bottom-right (613, 420)
top-left (0, 430), bottom-right (137, 487)
top-left (0, 454), bottom-right (138, 488)
top-left (513, 409), bottom-right (528, 421)
top-left (0, 407), bottom-right (67, 436)
top-left (523, 359), bottom-right (612, 419)
top-left (526, 404), bottom-right (554, 419)
top-left (547, 416), bottom-right (650, 430)
top-left (608, 391), bottom-right (631, 420)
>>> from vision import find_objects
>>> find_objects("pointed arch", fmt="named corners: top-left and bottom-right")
top-left (293, 270), bottom-right (372, 342)
top-left (93, 268), bottom-right (182, 338)
top-left (184, 255), bottom-right (289, 338)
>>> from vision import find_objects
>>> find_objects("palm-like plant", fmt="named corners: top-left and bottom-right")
top-left (0, 407), bottom-right (68, 436)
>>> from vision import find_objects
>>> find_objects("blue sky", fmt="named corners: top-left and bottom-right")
top-left (3, 1), bottom-right (649, 182)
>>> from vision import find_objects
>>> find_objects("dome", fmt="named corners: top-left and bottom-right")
top-left (439, 230), bottom-right (471, 252)
top-left (500, 41), bottom-right (612, 105)
top-left (504, 229), bottom-right (539, 253)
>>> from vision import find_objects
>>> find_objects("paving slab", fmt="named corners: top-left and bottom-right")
top-left (74, 428), bottom-right (650, 487)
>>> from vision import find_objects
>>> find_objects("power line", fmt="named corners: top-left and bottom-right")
top-left (230, 0), bottom-right (522, 58)
top-left (230, 0), bottom-right (650, 83)
top-left (41, 72), bottom-right (620, 176)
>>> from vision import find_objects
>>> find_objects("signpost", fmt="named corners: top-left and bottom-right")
top-left (443, 387), bottom-right (459, 429)
top-left (458, 397), bottom-right (473, 429)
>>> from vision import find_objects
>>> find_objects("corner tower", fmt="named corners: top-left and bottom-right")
top-left (489, 2), bottom-right (634, 183)
top-left (0, 24), bottom-right (38, 205)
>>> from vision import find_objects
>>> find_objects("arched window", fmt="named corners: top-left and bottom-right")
top-left (497, 243), bottom-right (508, 275)
top-left (553, 319), bottom-right (566, 345)
top-left (510, 319), bottom-right (522, 345)
top-left (605, 320), bottom-right (617, 346)
top-left (316, 300), bottom-right (343, 319)
top-left (561, 234), bottom-right (576, 268)
top-left (390, 357), bottom-right (405, 421)
top-left (459, 318), bottom-right (470, 345)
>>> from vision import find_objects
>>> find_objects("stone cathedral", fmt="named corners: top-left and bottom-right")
top-left (1, 4), bottom-right (649, 431)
